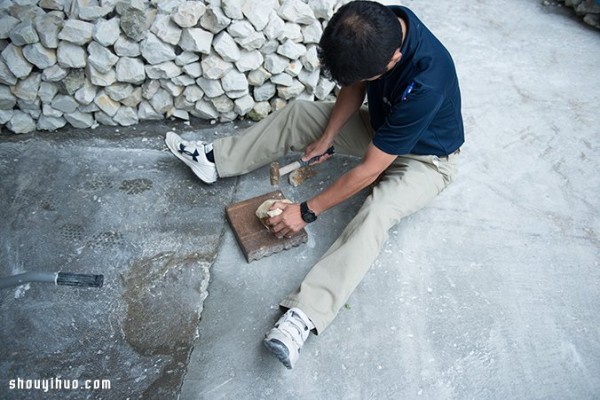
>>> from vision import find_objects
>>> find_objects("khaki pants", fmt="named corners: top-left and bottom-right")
top-left (214, 100), bottom-right (459, 334)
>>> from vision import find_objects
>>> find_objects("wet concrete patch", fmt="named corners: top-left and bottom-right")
top-left (0, 121), bottom-right (241, 399)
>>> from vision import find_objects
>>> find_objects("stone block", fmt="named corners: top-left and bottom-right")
top-left (87, 41), bottom-right (118, 73)
top-left (93, 17), bottom-right (121, 46)
top-left (213, 31), bottom-right (241, 62)
top-left (179, 28), bottom-right (213, 54)
top-left (34, 14), bottom-right (63, 49)
top-left (23, 43), bottom-right (57, 69)
top-left (10, 21), bottom-right (40, 46)
top-left (172, 2), bottom-right (206, 28)
top-left (116, 57), bottom-right (146, 84)
top-left (59, 19), bottom-right (94, 45)
top-left (57, 41), bottom-right (86, 68)
top-left (2, 44), bottom-right (33, 78)
top-left (151, 14), bottom-right (182, 45)
top-left (7, 111), bottom-right (36, 134)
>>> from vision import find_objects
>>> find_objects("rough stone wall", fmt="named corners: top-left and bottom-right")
top-left (552, 0), bottom-right (600, 28)
top-left (0, 0), bottom-right (349, 134)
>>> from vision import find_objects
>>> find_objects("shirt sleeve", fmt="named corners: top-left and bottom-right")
top-left (372, 86), bottom-right (444, 156)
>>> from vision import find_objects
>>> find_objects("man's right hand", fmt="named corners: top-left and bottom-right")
top-left (302, 136), bottom-right (334, 165)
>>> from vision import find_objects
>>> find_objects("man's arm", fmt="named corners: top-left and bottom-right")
top-left (270, 143), bottom-right (397, 237)
top-left (302, 82), bottom-right (367, 161)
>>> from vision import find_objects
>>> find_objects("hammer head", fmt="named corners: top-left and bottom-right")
top-left (269, 162), bottom-right (280, 186)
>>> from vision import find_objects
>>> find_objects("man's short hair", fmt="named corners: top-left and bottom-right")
top-left (318, 1), bottom-right (403, 86)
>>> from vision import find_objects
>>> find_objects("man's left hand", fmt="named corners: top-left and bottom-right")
top-left (268, 202), bottom-right (307, 239)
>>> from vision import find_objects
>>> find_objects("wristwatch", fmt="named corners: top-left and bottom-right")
top-left (300, 201), bottom-right (318, 223)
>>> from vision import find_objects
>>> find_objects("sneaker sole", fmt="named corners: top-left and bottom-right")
top-left (165, 132), bottom-right (217, 184)
top-left (263, 338), bottom-right (293, 369)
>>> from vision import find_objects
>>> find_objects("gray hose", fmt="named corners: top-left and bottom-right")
top-left (0, 272), bottom-right (57, 289)
top-left (0, 272), bottom-right (103, 289)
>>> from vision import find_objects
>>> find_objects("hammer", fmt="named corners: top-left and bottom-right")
top-left (270, 146), bottom-right (335, 186)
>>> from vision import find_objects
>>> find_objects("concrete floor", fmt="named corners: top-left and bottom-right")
top-left (1, 0), bottom-right (599, 399)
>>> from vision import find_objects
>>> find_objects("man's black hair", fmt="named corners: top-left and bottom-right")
top-left (318, 1), bottom-right (403, 86)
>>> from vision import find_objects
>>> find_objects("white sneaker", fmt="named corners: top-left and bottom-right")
top-left (264, 308), bottom-right (314, 369)
top-left (165, 131), bottom-right (217, 183)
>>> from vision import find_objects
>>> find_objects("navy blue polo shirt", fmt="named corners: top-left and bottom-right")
top-left (367, 6), bottom-right (464, 157)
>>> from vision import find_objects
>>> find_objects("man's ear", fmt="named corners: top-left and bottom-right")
top-left (391, 48), bottom-right (402, 63)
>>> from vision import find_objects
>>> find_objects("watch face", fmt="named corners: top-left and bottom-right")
top-left (303, 211), bottom-right (317, 223)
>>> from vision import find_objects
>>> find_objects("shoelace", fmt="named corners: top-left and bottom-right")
top-left (278, 312), bottom-right (309, 347)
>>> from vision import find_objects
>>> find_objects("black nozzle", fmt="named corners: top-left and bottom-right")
top-left (56, 272), bottom-right (104, 288)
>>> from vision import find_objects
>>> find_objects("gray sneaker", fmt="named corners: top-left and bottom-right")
top-left (165, 131), bottom-right (217, 183)
top-left (264, 308), bottom-right (313, 369)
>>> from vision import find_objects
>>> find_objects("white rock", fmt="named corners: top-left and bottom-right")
top-left (228, 20), bottom-right (254, 38)
top-left (278, 0), bottom-right (316, 25)
top-left (260, 40), bottom-right (279, 55)
top-left (235, 50), bottom-right (263, 72)
top-left (37, 115), bottom-right (66, 131)
top-left (270, 97), bottom-right (287, 111)
top-left (234, 94), bottom-right (254, 115)
top-left (247, 67), bottom-right (271, 86)
top-left (42, 104), bottom-right (63, 117)
top-left (183, 85), bottom-right (204, 102)
top-left (211, 95), bottom-right (234, 113)
top-left (171, 74), bottom-right (195, 86)
top-left (227, 88), bottom-right (249, 99)
top-left (12, 72), bottom-right (41, 102)
top-left (196, 77), bottom-right (224, 98)
top-left (234, 31), bottom-right (266, 51)
top-left (0, 109), bottom-right (13, 124)
top-left (116, 56), bottom-right (146, 84)
top-left (300, 45), bottom-right (319, 71)
top-left (213, 31), bottom-right (240, 62)
top-left (167, 107), bottom-right (189, 120)
top-left (58, 19), bottom-right (94, 45)
top-left (57, 41), bottom-right (86, 68)
top-left (253, 82), bottom-right (276, 101)
top-left (0, 15), bottom-right (20, 40)
top-left (270, 73), bottom-right (293, 86)
top-left (307, 0), bottom-right (336, 20)
top-left (114, 35), bottom-right (141, 57)
top-left (153, 0), bottom-right (182, 14)
top-left (149, 88), bottom-right (172, 113)
top-left (277, 79), bottom-right (305, 99)
top-left (34, 14), bottom-right (62, 49)
top-left (79, 102), bottom-right (100, 114)
top-left (113, 106), bottom-right (138, 125)
top-left (150, 14), bottom-right (181, 45)
top-left (88, 41), bottom-right (118, 73)
top-left (160, 80), bottom-right (184, 97)
top-left (193, 99), bottom-right (219, 120)
top-left (302, 20), bottom-right (323, 44)
top-left (0, 60), bottom-right (17, 86)
top-left (10, 21), bottom-right (40, 46)
top-left (145, 61), bottom-right (181, 79)
top-left (182, 62), bottom-right (202, 78)
top-left (42, 64), bottom-right (68, 82)
top-left (248, 101), bottom-right (271, 121)
top-left (200, 7), bottom-right (231, 34)
top-left (38, 82), bottom-right (59, 103)
top-left (138, 100), bottom-right (163, 120)
top-left (278, 39), bottom-right (306, 60)
top-left (201, 54), bottom-right (233, 80)
top-left (285, 60), bottom-right (302, 77)
top-left (121, 87), bottom-right (142, 107)
top-left (315, 76), bottom-right (336, 100)
top-left (264, 53), bottom-right (289, 74)
top-left (278, 22), bottom-right (303, 43)
top-left (87, 64), bottom-right (117, 86)
top-left (221, 69), bottom-right (248, 92)
top-left (142, 80), bottom-right (160, 100)
top-left (222, 0), bottom-right (244, 20)
top-left (2, 44), bottom-right (33, 78)
top-left (23, 43), bottom-right (56, 69)
top-left (263, 13), bottom-right (284, 41)
top-left (172, 2), bottom-right (206, 28)
top-left (52, 94), bottom-right (79, 113)
top-left (93, 17), bottom-right (121, 46)
top-left (298, 67), bottom-right (320, 93)
top-left (79, 4), bottom-right (112, 21)
top-left (141, 33), bottom-right (176, 64)
top-left (74, 80), bottom-right (97, 104)
top-left (175, 51), bottom-right (200, 66)
top-left (18, 99), bottom-right (42, 119)
top-left (242, 0), bottom-right (275, 31)
top-left (0, 86), bottom-right (16, 109)
top-left (7, 111), bottom-right (36, 134)
top-left (179, 28), bottom-right (213, 54)
top-left (105, 83), bottom-right (133, 101)
top-left (64, 111), bottom-right (94, 128)
top-left (94, 111), bottom-right (117, 126)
